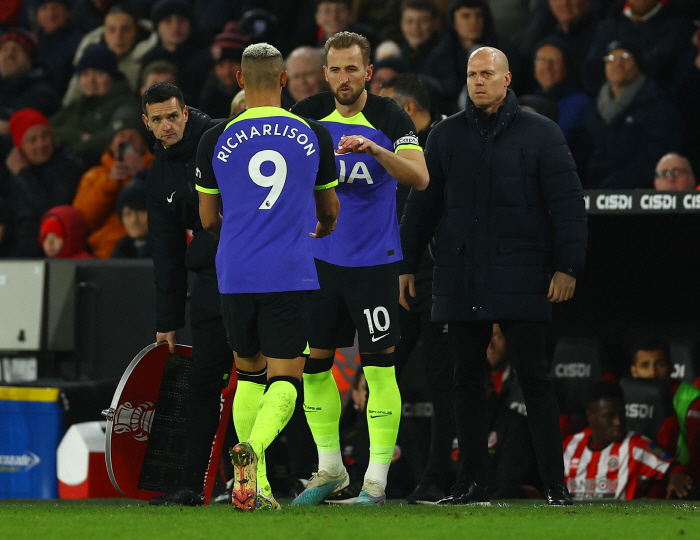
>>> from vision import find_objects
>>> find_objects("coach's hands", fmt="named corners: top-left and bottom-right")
top-left (156, 330), bottom-right (177, 354)
top-left (548, 271), bottom-right (576, 303)
top-left (336, 135), bottom-right (378, 156)
top-left (310, 219), bottom-right (337, 239)
top-left (667, 472), bottom-right (693, 499)
top-left (399, 273), bottom-right (416, 311)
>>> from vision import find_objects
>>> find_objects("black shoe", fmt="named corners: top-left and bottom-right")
top-left (406, 483), bottom-right (444, 505)
top-left (437, 480), bottom-right (490, 506)
top-left (546, 483), bottom-right (573, 506)
top-left (149, 488), bottom-right (204, 507)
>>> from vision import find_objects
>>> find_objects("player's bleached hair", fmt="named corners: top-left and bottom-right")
top-left (325, 31), bottom-right (371, 66)
top-left (241, 43), bottom-right (285, 90)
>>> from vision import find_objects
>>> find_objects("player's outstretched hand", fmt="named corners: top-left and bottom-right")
top-left (156, 330), bottom-right (177, 354)
top-left (336, 135), bottom-right (376, 156)
top-left (310, 219), bottom-right (337, 239)
top-left (548, 271), bottom-right (576, 303)
top-left (667, 472), bottom-right (693, 499)
top-left (399, 274), bottom-right (416, 311)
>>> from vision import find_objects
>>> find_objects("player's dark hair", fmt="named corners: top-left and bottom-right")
top-left (401, 0), bottom-right (439, 18)
top-left (141, 82), bottom-right (185, 115)
top-left (586, 381), bottom-right (625, 408)
top-left (630, 337), bottom-right (670, 366)
top-left (381, 73), bottom-right (431, 113)
top-left (325, 31), bottom-right (371, 66)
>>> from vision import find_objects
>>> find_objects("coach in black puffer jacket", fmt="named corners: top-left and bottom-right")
top-left (400, 47), bottom-right (586, 508)
top-left (401, 88), bottom-right (587, 323)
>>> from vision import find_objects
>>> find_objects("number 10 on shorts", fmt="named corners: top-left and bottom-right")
top-left (363, 306), bottom-right (390, 337)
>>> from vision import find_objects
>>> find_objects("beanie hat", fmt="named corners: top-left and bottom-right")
top-left (110, 104), bottom-right (149, 142)
top-left (8, 108), bottom-right (51, 149)
top-left (35, 0), bottom-right (72, 9)
top-left (40, 216), bottom-right (65, 245)
top-left (605, 39), bottom-right (645, 72)
top-left (76, 43), bottom-right (120, 78)
top-left (116, 178), bottom-right (147, 217)
top-left (151, 0), bottom-right (193, 26)
top-left (211, 22), bottom-right (249, 63)
top-left (0, 28), bottom-right (39, 59)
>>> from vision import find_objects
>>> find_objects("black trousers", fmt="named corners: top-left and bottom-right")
top-left (395, 304), bottom-right (454, 488)
top-left (449, 320), bottom-right (564, 489)
top-left (183, 306), bottom-right (233, 492)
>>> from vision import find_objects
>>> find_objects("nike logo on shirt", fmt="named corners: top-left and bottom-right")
top-left (167, 191), bottom-right (176, 203)
top-left (371, 333), bottom-right (388, 342)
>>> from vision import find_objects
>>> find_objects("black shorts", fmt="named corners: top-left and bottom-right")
top-left (220, 290), bottom-right (311, 359)
top-left (309, 259), bottom-right (400, 352)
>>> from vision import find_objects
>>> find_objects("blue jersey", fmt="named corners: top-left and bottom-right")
top-left (196, 106), bottom-right (338, 294)
top-left (291, 92), bottom-right (421, 268)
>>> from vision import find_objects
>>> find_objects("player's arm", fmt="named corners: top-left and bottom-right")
top-left (195, 124), bottom-right (223, 239)
top-left (309, 119), bottom-right (340, 238)
top-left (338, 138), bottom-right (428, 190)
top-left (199, 192), bottom-right (222, 238)
top-left (312, 187), bottom-right (339, 238)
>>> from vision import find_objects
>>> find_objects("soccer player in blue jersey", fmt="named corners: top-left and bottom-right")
top-left (196, 43), bottom-right (340, 512)
top-left (290, 31), bottom-right (429, 506)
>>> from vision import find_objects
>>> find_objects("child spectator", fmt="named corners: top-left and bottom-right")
top-left (111, 177), bottom-right (151, 258)
top-left (3, 107), bottom-right (84, 256)
top-left (40, 204), bottom-right (92, 258)
top-left (72, 104), bottom-right (153, 258)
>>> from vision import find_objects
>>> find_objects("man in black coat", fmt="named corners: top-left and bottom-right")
top-left (141, 82), bottom-right (232, 506)
top-left (400, 47), bottom-right (587, 506)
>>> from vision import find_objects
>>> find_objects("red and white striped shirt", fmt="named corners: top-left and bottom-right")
top-left (563, 428), bottom-right (678, 500)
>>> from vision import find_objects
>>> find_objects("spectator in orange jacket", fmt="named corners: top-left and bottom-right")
top-left (40, 204), bottom-right (92, 259)
top-left (72, 104), bottom-right (153, 258)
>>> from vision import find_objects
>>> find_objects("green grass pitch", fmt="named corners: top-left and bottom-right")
top-left (0, 499), bottom-right (698, 540)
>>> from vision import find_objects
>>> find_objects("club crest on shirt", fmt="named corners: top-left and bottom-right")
top-left (607, 455), bottom-right (619, 471)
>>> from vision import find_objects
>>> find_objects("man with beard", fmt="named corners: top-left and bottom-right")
top-left (290, 31), bottom-right (429, 506)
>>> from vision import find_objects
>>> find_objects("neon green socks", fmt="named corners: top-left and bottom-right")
top-left (364, 365), bottom-right (401, 488)
top-left (303, 365), bottom-right (343, 475)
top-left (247, 378), bottom-right (298, 462)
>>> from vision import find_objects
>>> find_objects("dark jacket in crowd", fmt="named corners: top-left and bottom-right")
top-left (146, 107), bottom-right (220, 332)
top-left (140, 35), bottom-right (212, 105)
top-left (0, 66), bottom-right (61, 120)
top-left (5, 142), bottom-right (84, 256)
top-left (582, 78), bottom-right (685, 189)
top-left (197, 70), bottom-right (238, 120)
top-left (523, 4), bottom-right (598, 85)
top-left (424, 0), bottom-right (525, 112)
top-left (36, 22), bottom-right (84, 95)
top-left (399, 30), bottom-right (445, 75)
top-left (111, 235), bottom-right (152, 258)
top-left (582, 0), bottom-right (695, 96)
top-left (400, 90), bottom-right (587, 323)
top-left (50, 78), bottom-right (139, 167)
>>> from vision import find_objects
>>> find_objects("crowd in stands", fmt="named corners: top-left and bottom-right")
top-left (1, 0), bottom-right (699, 501)
top-left (1, 0), bottom-right (699, 258)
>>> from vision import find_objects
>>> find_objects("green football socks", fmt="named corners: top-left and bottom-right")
top-left (364, 365), bottom-right (401, 468)
top-left (247, 378), bottom-right (298, 466)
top-left (303, 365), bottom-right (343, 475)
top-left (233, 371), bottom-right (268, 494)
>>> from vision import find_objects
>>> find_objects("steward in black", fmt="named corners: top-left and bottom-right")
top-left (145, 91), bottom-right (232, 504)
top-left (400, 70), bottom-right (587, 506)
